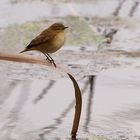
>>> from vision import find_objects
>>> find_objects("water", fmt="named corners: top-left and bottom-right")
top-left (0, 68), bottom-right (140, 139)
top-left (0, 0), bottom-right (140, 27)
top-left (0, 0), bottom-right (140, 139)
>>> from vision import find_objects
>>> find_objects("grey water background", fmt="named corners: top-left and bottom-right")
top-left (1, 0), bottom-right (140, 139)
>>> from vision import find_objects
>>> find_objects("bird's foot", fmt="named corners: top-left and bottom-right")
top-left (51, 60), bottom-right (56, 67)
top-left (46, 58), bottom-right (56, 67)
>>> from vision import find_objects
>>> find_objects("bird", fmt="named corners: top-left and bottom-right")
top-left (20, 22), bottom-right (68, 67)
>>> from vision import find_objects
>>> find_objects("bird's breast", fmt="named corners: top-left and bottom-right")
top-left (52, 32), bottom-right (65, 49)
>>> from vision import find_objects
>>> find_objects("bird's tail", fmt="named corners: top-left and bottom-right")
top-left (19, 48), bottom-right (28, 53)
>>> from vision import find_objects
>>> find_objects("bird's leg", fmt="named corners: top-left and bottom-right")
top-left (46, 53), bottom-right (56, 67)
top-left (40, 51), bottom-right (56, 67)
top-left (40, 51), bottom-right (51, 61)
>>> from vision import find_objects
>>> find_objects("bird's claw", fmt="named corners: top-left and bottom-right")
top-left (46, 58), bottom-right (56, 67)
top-left (51, 60), bottom-right (56, 67)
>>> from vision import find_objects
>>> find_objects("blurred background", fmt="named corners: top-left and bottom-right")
top-left (0, 0), bottom-right (140, 139)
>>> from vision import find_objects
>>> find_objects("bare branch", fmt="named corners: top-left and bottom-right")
top-left (0, 52), bottom-right (53, 67)
top-left (0, 52), bottom-right (82, 139)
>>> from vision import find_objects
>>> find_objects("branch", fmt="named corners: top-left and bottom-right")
top-left (0, 52), bottom-right (82, 139)
top-left (0, 52), bottom-right (55, 67)
top-left (68, 74), bottom-right (82, 139)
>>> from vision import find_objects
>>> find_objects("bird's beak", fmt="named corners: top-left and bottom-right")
top-left (64, 26), bottom-right (68, 29)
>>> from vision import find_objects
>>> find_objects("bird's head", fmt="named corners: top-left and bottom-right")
top-left (50, 23), bottom-right (68, 32)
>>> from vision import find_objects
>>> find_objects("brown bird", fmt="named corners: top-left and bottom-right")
top-left (20, 22), bottom-right (68, 67)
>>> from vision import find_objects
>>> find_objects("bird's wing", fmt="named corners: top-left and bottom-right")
top-left (26, 30), bottom-right (54, 49)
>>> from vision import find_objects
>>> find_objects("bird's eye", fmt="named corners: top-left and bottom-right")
top-left (55, 27), bottom-right (62, 30)
top-left (56, 28), bottom-right (61, 30)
